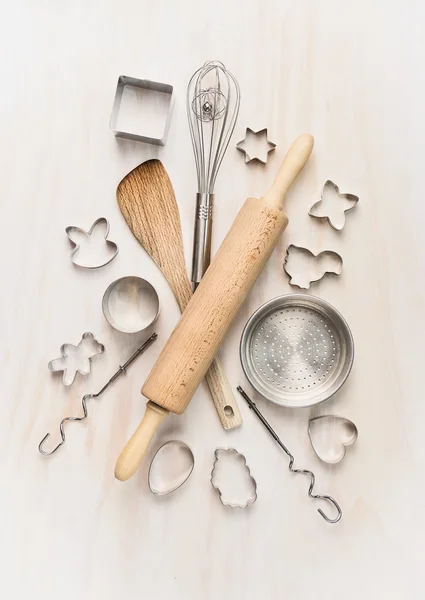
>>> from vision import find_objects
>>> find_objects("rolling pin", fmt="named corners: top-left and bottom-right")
top-left (115, 134), bottom-right (314, 481)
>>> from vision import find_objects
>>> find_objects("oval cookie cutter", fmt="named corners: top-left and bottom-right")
top-left (148, 440), bottom-right (194, 496)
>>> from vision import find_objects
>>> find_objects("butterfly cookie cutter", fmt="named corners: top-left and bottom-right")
top-left (66, 217), bottom-right (119, 269)
top-left (309, 180), bottom-right (359, 231)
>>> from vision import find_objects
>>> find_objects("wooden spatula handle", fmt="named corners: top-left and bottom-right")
top-left (205, 358), bottom-right (239, 427)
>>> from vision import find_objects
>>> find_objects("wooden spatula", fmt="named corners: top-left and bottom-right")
top-left (117, 159), bottom-right (242, 429)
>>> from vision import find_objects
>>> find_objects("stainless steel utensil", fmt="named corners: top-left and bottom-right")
top-left (66, 217), bottom-right (119, 269)
top-left (237, 387), bottom-right (342, 523)
top-left (240, 294), bottom-right (354, 408)
top-left (308, 415), bottom-right (358, 464)
top-left (102, 276), bottom-right (160, 334)
top-left (148, 440), bottom-right (194, 496)
top-left (187, 60), bottom-right (240, 288)
top-left (40, 334), bottom-right (158, 456)
top-left (110, 76), bottom-right (174, 145)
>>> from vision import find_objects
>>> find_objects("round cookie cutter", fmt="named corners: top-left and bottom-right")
top-left (240, 294), bottom-right (354, 408)
top-left (102, 276), bottom-right (160, 333)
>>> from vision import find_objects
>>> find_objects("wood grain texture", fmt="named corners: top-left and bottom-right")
top-left (117, 159), bottom-right (243, 428)
top-left (3, 1), bottom-right (425, 599)
top-left (114, 401), bottom-right (169, 481)
top-left (142, 197), bottom-right (288, 413)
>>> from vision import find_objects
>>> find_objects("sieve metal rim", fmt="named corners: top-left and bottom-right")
top-left (239, 294), bottom-right (354, 408)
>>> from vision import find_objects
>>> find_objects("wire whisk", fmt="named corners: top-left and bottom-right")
top-left (39, 334), bottom-right (157, 456)
top-left (237, 387), bottom-right (342, 524)
top-left (187, 60), bottom-right (240, 287)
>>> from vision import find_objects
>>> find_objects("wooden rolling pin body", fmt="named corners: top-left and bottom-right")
top-left (115, 134), bottom-right (314, 481)
top-left (142, 197), bottom-right (287, 411)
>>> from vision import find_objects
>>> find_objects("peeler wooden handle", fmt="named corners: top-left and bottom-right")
top-left (115, 134), bottom-right (314, 481)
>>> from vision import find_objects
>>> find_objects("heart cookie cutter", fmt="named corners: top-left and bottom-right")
top-left (308, 415), bottom-right (358, 464)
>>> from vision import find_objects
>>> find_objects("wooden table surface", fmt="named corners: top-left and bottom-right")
top-left (1, 1), bottom-right (424, 598)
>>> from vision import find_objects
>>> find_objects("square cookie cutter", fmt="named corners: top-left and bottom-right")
top-left (110, 76), bottom-right (174, 145)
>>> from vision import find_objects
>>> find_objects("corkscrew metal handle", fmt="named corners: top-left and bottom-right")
top-left (191, 193), bottom-right (214, 288)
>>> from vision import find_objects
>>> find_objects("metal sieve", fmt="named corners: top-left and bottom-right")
top-left (240, 294), bottom-right (354, 408)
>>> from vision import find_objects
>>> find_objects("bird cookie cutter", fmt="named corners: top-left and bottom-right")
top-left (283, 244), bottom-right (343, 289)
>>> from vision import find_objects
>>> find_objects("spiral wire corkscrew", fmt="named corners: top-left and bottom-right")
top-left (237, 387), bottom-right (342, 523)
top-left (39, 334), bottom-right (157, 456)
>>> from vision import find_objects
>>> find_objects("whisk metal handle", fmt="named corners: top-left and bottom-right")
top-left (191, 193), bottom-right (214, 287)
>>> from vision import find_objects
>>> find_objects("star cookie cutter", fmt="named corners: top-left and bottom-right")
top-left (236, 127), bottom-right (276, 165)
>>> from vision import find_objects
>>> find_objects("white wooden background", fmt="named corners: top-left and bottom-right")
top-left (1, 1), bottom-right (424, 598)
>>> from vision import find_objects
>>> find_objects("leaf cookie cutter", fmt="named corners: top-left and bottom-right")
top-left (236, 127), bottom-right (276, 165)
top-left (283, 244), bottom-right (343, 289)
top-left (210, 448), bottom-right (257, 508)
top-left (48, 332), bottom-right (105, 386)
top-left (66, 217), bottom-right (119, 269)
top-left (308, 415), bottom-right (358, 464)
top-left (309, 180), bottom-right (359, 231)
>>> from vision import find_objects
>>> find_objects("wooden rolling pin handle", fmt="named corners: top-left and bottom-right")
top-left (263, 134), bottom-right (314, 209)
top-left (114, 402), bottom-right (169, 482)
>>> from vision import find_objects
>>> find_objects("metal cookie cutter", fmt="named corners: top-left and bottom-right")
top-left (240, 294), bottom-right (354, 408)
top-left (148, 440), bottom-right (194, 495)
top-left (110, 76), bottom-right (174, 145)
top-left (236, 127), bottom-right (276, 165)
top-left (102, 276), bottom-right (160, 334)
top-left (48, 332), bottom-right (105, 386)
top-left (308, 415), bottom-right (358, 464)
top-left (210, 448), bottom-right (257, 508)
top-left (283, 244), bottom-right (343, 289)
top-left (39, 334), bottom-right (157, 456)
top-left (309, 180), bottom-right (359, 231)
top-left (238, 387), bottom-right (342, 523)
top-left (66, 217), bottom-right (119, 269)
